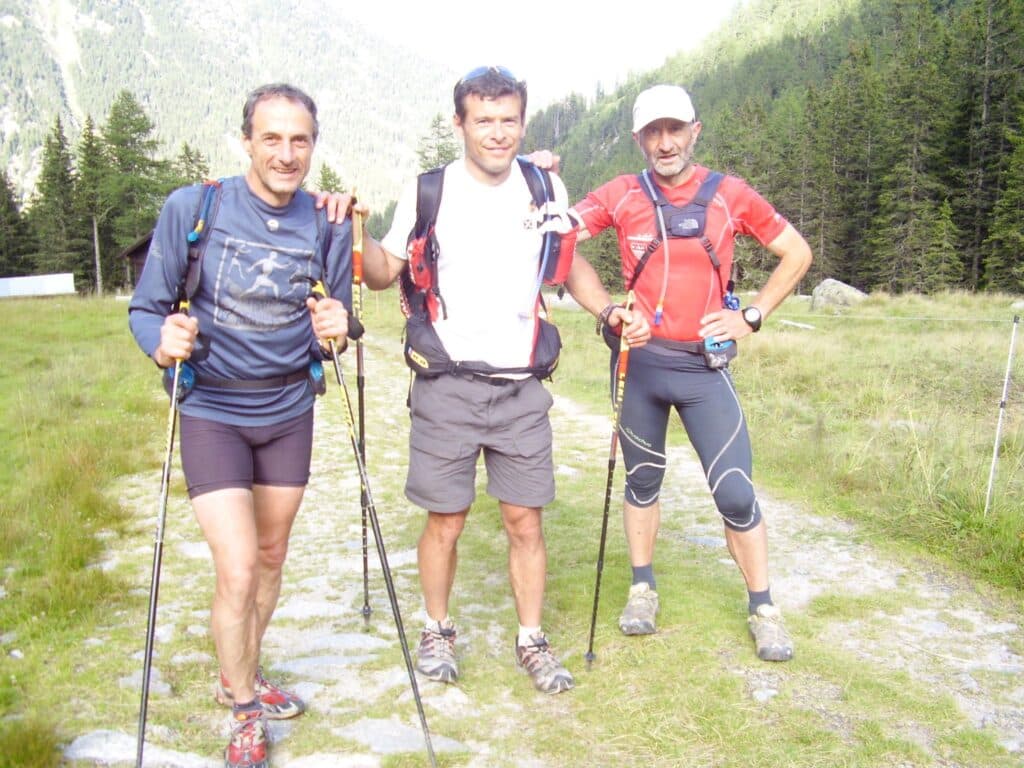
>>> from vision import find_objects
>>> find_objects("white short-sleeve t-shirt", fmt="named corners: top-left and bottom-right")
top-left (383, 159), bottom-right (569, 370)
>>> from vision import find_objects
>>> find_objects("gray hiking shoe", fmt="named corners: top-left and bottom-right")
top-left (618, 583), bottom-right (659, 635)
top-left (747, 604), bottom-right (794, 662)
top-left (515, 633), bottom-right (574, 694)
top-left (416, 619), bottom-right (458, 683)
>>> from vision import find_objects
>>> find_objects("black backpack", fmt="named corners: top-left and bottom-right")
top-left (398, 158), bottom-right (570, 380)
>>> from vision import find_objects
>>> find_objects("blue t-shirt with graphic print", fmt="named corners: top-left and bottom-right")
top-left (129, 176), bottom-right (352, 426)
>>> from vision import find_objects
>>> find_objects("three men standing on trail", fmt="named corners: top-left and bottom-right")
top-left (129, 72), bottom-right (809, 768)
top-left (129, 83), bottom-right (351, 768)
top-left (357, 66), bottom-right (651, 694)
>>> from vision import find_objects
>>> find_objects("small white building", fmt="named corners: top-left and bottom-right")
top-left (0, 273), bottom-right (76, 298)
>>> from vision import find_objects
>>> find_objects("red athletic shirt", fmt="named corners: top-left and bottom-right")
top-left (574, 165), bottom-right (788, 342)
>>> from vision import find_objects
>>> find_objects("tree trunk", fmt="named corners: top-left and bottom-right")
top-left (92, 215), bottom-right (103, 295)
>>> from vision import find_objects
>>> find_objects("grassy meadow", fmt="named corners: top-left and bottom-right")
top-left (0, 289), bottom-right (1022, 767)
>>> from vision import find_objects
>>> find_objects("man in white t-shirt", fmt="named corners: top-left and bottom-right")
top-left (360, 66), bottom-right (649, 694)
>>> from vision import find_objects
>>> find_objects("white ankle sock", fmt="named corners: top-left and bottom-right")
top-left (517, 625), bottom-right (542, 647)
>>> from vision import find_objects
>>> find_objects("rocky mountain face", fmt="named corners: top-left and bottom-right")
top-left (0, 0), bottom-right (458, 207)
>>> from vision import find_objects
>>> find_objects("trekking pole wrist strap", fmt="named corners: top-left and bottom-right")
top-left (596, 303), bottom-right (617, 335)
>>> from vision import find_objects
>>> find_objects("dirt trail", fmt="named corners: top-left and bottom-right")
top-left (64, 333), bottom-right (1023, 767)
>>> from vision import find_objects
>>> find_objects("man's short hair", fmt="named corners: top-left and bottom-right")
top-left (453, 66), bottom-right (527, 121)
top-left (241, 83), bottom-right (319, 141)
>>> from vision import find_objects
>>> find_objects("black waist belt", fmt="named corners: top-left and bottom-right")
top-left (195, 369), bottom-right (308, 391)
top-left (647, 337), bottom-right (704, 355)
top-left (461, 372), bottom-right (518, 386)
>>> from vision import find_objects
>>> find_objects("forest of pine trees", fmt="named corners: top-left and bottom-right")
top-left (526, 0), bottom-right (1023, 294)
top-left (2, 0), bottom-right (1020, 297)
top-left (0, 91), bottom-right (200, 292)
top-left (0, 90), bottom-right (353, 293)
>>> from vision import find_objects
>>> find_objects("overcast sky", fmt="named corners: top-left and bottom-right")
top-left (348, 2), bottom-right (743, 109)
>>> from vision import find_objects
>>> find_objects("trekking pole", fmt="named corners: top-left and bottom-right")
top-left (311, 281), bottom-right (439, 768)
top-left (351, 195), bottom-right (372, 622)
top-left (984, 315), bottom-right (1019, 517)
top-left (136, 303), bottom-right (192, 768)
top-left (586, 291), bottom-right (635, 667)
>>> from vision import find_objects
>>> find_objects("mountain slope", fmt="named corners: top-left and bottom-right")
top-left (0, 0), bottom-right (458, 207)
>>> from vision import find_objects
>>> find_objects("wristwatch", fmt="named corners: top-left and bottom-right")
top-left (741, 306), bottom-right (762, 333)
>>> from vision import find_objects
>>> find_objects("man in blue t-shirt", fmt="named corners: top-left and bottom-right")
top-left (129, 83), bottom-right (351, 768)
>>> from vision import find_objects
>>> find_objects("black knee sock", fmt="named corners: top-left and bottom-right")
top-left (632, 564), bottom-right (656, 590)
top-left (748, 588), bottom-right (772, 615)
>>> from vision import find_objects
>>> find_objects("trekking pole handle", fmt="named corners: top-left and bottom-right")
top-left (618, 291), bottom-right (635, 355)
top-left (308, 279), bottom-right (365, 341)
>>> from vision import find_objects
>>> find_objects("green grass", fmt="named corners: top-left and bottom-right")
top-left (739, 292), bottom-right (1024, 590)
top-left (0, 290), bottom-right (1022, 767)
top-left (0, 296), bottom-right (160, 765)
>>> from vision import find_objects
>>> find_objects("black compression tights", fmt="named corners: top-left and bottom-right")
top-left (613, 346), bottom-right (762, 531)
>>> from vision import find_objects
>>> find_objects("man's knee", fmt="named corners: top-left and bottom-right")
top-left (215, 556), bottom-right (260, 603)
top-left (423, 511), bottom-right (466, 547)
top-left (501, 505), bottom-right (543, 546)
top-left (625, 466), bottom-right (665, 507)
top-left (713, 482), bottom-right (762, 531)
top-left (258, 539), bottom-right (289, 571)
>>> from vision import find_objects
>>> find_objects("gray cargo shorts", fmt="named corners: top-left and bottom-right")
top-left (405, 374), bottom-right (555, 513)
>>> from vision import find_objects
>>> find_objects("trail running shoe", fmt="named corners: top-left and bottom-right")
top-left (618, 583), bottom-right (660, 635)
top-left (747, 604), bottom-right (794, 662)
top-left (515, 633), bottom-right (574, 694)
top-left (416, 619), bottom-right (458, 683)
top-left (216, 666), bottom-right (306, 719)
top-left (224, 708), bottom-right (269, 768)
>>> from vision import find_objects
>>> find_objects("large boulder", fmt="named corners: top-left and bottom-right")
top-left (811, 278), bottom-right (868, 311)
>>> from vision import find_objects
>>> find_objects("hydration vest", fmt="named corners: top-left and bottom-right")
top-left (397, 158), bottom-right (571, 380)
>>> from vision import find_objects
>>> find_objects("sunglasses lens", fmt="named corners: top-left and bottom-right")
top-left (459, 65), bottom-right (517, 85)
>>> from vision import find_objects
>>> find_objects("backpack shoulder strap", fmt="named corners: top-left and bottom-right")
top-left (518, 156), bottom-right (550, 207)
top-left (517, 156), bottom-right (572, 287)
top-left (637, 170), bottom-right (668, 206)
top-left (692, 171), bottom-right (724, 207)
top-left (402, 165), bottom-right (448, 320)
top-left (694, 172), bottom-right (726, 270)
top-left (414, 166), bottom-right (446, 239)
top-left (182, 179), bottom-right (223, 302)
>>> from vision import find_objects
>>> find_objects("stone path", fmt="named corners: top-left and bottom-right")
top-left (63, 331), bottom-right (1023, 767)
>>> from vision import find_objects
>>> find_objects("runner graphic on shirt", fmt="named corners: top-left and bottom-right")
top-left (212, 238), bottom-right (314, 330)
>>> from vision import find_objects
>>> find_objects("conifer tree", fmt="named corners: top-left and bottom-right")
top-left (416, 113), bottom-right (461, 172)
top-left (101, 90), bottom-right (169, 261)
top-left (801, 84), bottom-right (843, 285)
top-left (865, 0), bottom-right (957, 292)
top-left (25, 117), bottom-right (86, 282)
top-left (76, 115), bottom-right (115, 293)
top-left (173, 142), bottom-right (210, 185)
top-left (984, 117), bottom-right (1024, 290)
top-left (948, 0), bottom-right (1024, 288)
top-left (315, 163), bottom-right (345, 193)
top-left (366, 199), bottom-right (397, 240)
top-left (0, 169), bottom-right (34, 278)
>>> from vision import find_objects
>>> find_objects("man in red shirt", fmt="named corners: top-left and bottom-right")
top-left (568, 84), bottom-right (812, 661)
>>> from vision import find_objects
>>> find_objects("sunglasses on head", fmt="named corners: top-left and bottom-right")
top-left (458, 65), bottom-right (518, 85)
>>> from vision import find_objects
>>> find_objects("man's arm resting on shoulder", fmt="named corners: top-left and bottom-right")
top-left (316, 192), bottom-right (406, 290)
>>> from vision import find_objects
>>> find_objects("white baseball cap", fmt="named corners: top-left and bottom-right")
top-left (632, 85), bottom-right (696, 133)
